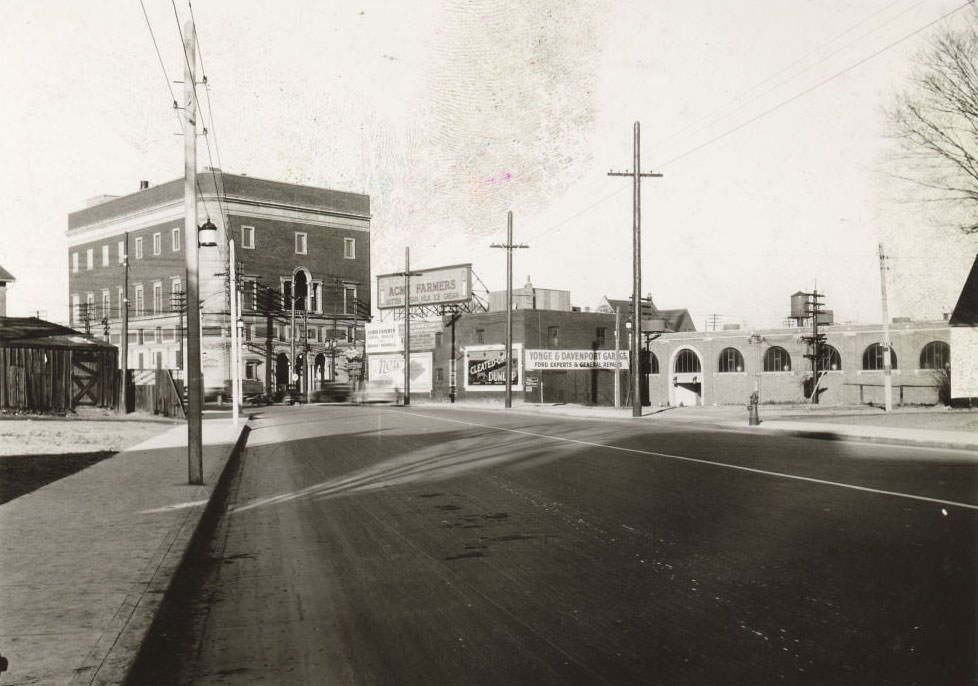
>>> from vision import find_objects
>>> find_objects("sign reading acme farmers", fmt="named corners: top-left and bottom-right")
top-left (524, 349), bottom-right (629, 371)
top-left (377, 264), bottom-right (472, 309)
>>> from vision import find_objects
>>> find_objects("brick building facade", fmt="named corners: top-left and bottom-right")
top-left (418, 304), bottom-right (950, 407)
top-left (66, 173), bottom-right (370, 394)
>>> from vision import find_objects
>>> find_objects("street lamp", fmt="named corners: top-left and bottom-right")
top-left (198, 219), bottom-right (218, 247)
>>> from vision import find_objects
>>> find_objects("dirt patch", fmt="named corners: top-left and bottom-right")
top-left (0, 417), bottom-right (178, 456)
top-left (0, 417), bottom-right (179, 504)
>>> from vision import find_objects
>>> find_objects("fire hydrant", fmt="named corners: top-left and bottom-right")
top-left (747, 391), bottom-right (760, 426)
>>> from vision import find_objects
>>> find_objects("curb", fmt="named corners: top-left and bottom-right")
top-left (73, 423), bottom-right (251, 686)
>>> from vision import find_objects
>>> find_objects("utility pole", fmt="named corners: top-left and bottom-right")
top-left (614, 306), bottom-right (621, 409)
top-left (182, 20), bottom-right (204, 485)
top-left (608, 121), bottom-right (663, 417)
top-left (878, 243), bottom-right (893, 412)
top-left (491, 210), bottom-right (528, 408)
top-left (120, 231), bottom-right (129, 414)
top-left (399, 248), bottom-right (422, 405)
top-left (229, 239), bottom-right (239, 423)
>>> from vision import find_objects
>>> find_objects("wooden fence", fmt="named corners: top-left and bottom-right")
top-left (133, 369), bottom-right (185, 419)
top-left (1, 344), bottom-right (118, 413)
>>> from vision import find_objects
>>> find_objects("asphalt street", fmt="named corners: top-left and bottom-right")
top-left (129, 404), bottom-right (978, 685)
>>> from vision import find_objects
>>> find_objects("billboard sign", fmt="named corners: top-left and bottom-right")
top-left (524, 349), bottom-right (629, 371)
top-left (367, 352), bottom-right (433, 392)
top-left (365, 320), bottom-right (443, 353)
top-left (464, 344), bottom-right (522, 391)
top-left (377, 264), bottom-right (472, 309)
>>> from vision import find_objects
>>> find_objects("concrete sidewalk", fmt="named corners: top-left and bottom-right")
top-left (0, 418), bottom-right (249, 686)
top-left (417, 401), bottom-right (978, 452)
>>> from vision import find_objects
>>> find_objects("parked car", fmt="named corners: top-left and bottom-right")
top-left (352, 379), bottom-right (401, 405)
top-left (313, 382), bottom-right (352, 403)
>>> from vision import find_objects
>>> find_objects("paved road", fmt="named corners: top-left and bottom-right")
top-left (129, 404), bottom-right (978, 685)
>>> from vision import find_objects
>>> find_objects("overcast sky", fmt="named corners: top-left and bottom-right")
top-left (1, 0), bottom-right (975, 328)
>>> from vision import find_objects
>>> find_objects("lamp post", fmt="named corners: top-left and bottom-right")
top-left (747, 331), bottom-right (765, 426)
top-left (185, 218), bottom-right (217, 485)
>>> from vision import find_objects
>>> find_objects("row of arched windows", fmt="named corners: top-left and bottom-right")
top-left (657, 341), bottom-right (949, 374)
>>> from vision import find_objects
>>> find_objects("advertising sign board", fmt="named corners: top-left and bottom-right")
top-left (464, 344), bottom-right (522, 391)
top-left (524, 349), bottom-right (629, 371)
top-left (377, 264), bottom-right (472, 309)
top-left (365, 320), bottom-right (443, 353)
top-left (367, 352), bottom-right (433, 392)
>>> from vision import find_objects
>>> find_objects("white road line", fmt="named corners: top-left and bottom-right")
top-left (403, 411), bottom-right (978, 512)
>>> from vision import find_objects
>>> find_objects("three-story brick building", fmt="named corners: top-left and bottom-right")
top-left (66, 172), bottom-right (370, 395)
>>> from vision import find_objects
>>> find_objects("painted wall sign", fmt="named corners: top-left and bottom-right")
top-left (524, 349), bottom-right (629, 371)
top-left (376, 264), bottom-right (472, 309)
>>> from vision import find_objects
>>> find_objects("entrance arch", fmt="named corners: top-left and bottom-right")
top-left (670, 347), bottom-right (703, 406)
top-left (275, 352), bottom-right (290, 388)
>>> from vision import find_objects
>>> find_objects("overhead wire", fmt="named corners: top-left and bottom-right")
top-left (170, 0), bottom-right (230, 232)
top-left (653, 0), bottom-right (972, 169)
top-left (523, 0), bottom-right (972, 246)
top-left (646, 0), bottom-right (926, 161)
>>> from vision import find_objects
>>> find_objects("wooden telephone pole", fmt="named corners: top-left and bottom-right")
top-left (608, 122), bottom-right (662, 417)
top-left (491, 211), bottom-right (528, 408)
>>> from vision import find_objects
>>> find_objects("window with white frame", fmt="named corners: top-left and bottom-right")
top-left (134, 284), bottom-right (144, 316)
top-left (295, 232), bottom-right (307, 255)
top-left (102, 245), bottom-right (110, 267)
top-left (86, 293), bottom-right (95, 323)
top-left (309, 281), bottom-right (321, 313)
top-left (241, 277), bottom-right (257, 310)
top-left (344, 237), bottom-right (355, 259)
top-left (172, 227), bottom-right (181, 251)
top-left (71, 294), bottom-right (80, 324)
top-left (153, 232), bottom-right (161, 256)
top-left (241, 225), bottom-right (255, 249)
top-left (86, 248), bottom-right (94, 270)
top-left (72, 252), bottom-right (79, 273)
top-left (118, 240), bottom-right (125, 264)
top-left (101, 290), bottom-right (111, 319)
top-left (152, 282), bottom-right (163, 315)
top-left (135, 237), bottom-right (143, 259)
top-left (344, 286), bottom-right (357, 315)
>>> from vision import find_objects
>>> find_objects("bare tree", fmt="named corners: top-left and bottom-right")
top-left (889, 10), bottom-right (978, 234)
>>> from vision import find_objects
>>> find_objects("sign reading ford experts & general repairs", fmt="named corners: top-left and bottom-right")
top-left (524, 349), bottom-right (629, 371)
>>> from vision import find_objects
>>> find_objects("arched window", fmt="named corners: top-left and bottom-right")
top-left (862, 343), bottom-right (897, 371)
top-left (674, 349), bottom-right (701, 374)
top-left (919, 341), bottom-right (950, 369)
top-left (649, 352), bottom-right (660, 375)
top-left (763, 346), bottom-right (791, 372)
top-left (817, 344), bottom-right (842, 372)
top-left (717, 347), bottom-right (744, 373)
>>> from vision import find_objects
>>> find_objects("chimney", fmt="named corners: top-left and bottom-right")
top-left (139, 180), bottom-right (150, 190)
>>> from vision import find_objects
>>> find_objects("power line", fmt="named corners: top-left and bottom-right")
top-left (188, 0), bottom-right (229, 215)
top-left (138, 0), bottom-right (181, 128)
top-left (654, 0), bottom-right (972, 169)
top-left (524, 1), bottom-right (971, 245)
top-left (647, 0), bottom-right (926, 161)
top-left (171, 0), bottom-right (230, 233)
